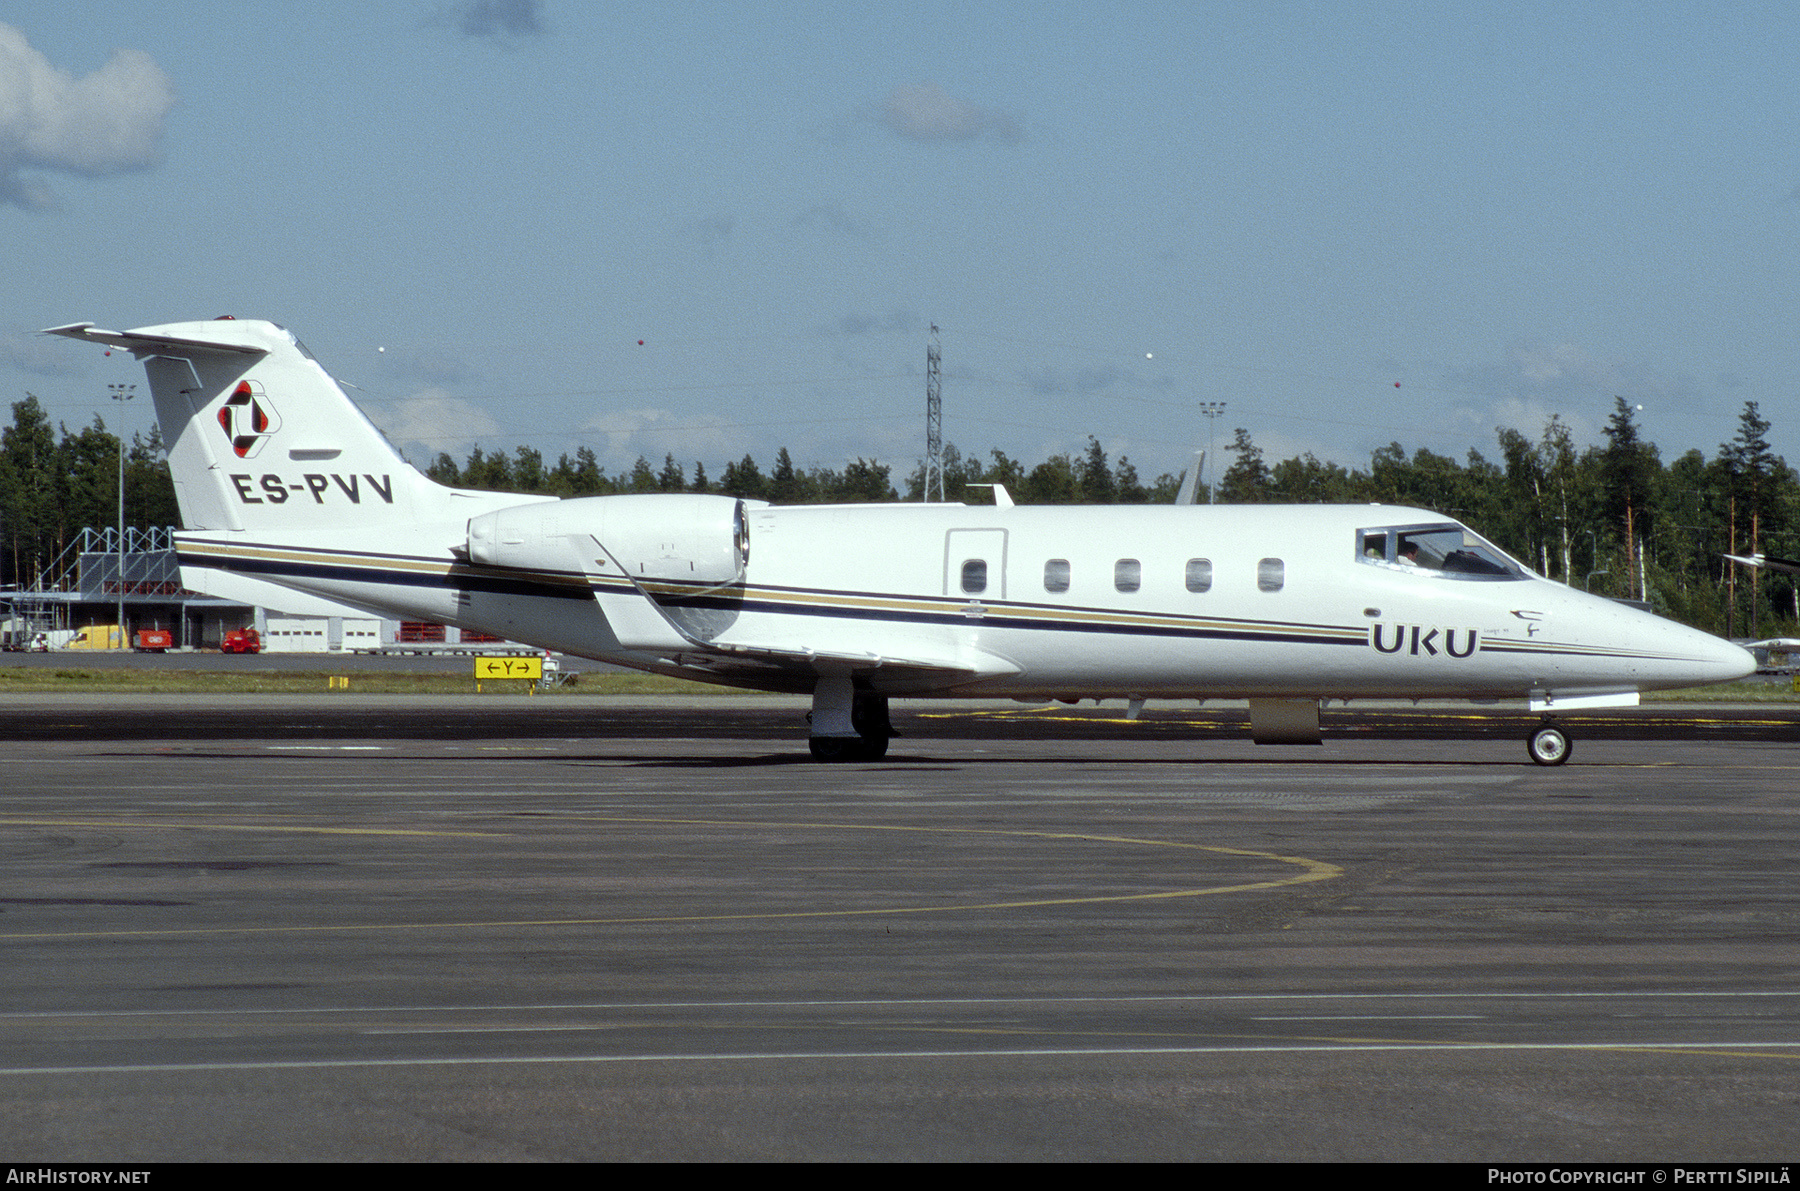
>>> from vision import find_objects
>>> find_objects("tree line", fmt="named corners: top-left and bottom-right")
top-left (423, 445), bottom-right (901, 505)
top-left (427, 400), bottom-right (1798, 637)
top-left (6, 391), bottom-right (1794, 637)
top-left (1, 395), bottom-right (179, 588)
top-left (1201, 399), bottom-right (1795, 637)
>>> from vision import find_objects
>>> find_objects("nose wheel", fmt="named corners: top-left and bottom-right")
top-left (1528, 719), bottom-right (1572, 766)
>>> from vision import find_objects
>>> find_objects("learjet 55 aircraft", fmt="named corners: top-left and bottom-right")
top-left (48, 318), bottom-right (1754, 765)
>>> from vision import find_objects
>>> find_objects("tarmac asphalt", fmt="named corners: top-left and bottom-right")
top-left (0, 692), bottom-right (1796, 1161)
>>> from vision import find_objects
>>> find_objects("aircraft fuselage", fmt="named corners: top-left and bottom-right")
top-left (175, 500), bottom-right (1748, 707)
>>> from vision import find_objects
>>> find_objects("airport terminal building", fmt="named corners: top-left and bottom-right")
top-left (2, 527), bottom-right (492, 654)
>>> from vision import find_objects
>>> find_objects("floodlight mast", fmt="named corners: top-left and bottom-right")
top-left (1199, 400), bottom-right (1227, 504)
top-left (109, 382), bottom-right (137, 648)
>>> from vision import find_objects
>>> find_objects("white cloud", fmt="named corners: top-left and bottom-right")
top-left (577, 407), bottom-right (738, 469)
top-left (795, 203), bottom-right (879, 239)
top-left (1501, 342), bottom-right (1697, 414)
top-left (679, 213), bottom-right (736, 255)
top-left (876, 83), bottom-right (1021, 144)
top-left (2, 330), bottom-right (82, 377)
top-left (369, 343), bottom-right (475, 387)
top-left (1019, 364), bottom-right (1127, 397)
top-left (1440, 341), bottom-right (1702, 451)
top-left (821, 310), bottom-right (920, 338)
top-left (360, 389), bottom-right (502, 463)
top-left (456, 0), bottom-right (546, 40)
top-left (1491, 395), bottom-right (1595, 445)
top-left (1509, 342), bottom-right (1626, 391)
top-left (0, 24), bottom-right (174, 210)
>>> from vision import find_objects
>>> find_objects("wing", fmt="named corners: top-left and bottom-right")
top-left (588, 539), bottom-right (1017, 689)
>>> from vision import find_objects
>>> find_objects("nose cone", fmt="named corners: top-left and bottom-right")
top-left (1543, 587), bottom-right (1756, 694)
top-left (1691, 629), bottom-right (1758, 686)
top-left (1636, 617), bottom-right (1756, 691)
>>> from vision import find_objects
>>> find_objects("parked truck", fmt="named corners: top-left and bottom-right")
top-left (66, 625), bottom-right (123, 650)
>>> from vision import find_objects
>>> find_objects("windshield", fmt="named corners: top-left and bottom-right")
top-left (1357, 522), bottom-right (1528, 581)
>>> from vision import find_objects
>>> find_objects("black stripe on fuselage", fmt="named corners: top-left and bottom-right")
top-left (643, 583), bottom-right (1367, 648)
top-left (177, 547), bottom-right (593, 602)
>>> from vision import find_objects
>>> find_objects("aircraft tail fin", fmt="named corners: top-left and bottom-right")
top-left (45, 319), bottom-right (448, 533)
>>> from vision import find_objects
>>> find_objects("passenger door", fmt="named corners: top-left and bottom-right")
top-left (944, 529), bottom-right (1007, 601)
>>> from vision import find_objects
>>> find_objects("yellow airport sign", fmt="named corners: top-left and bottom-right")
top-left (476, 655), bottom-right (542, 680)
top-left (475, 655), bottom-right (544, 693)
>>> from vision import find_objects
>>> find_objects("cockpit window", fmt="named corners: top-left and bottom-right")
top-left (1357, 522), bottom-right (1527, 581)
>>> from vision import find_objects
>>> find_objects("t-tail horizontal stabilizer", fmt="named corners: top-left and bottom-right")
top-left (45, 323), bottom-right (270, 357)
top-left (45, 317), bottom-right (458, 534)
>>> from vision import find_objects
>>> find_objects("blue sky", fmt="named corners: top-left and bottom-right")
top-left (5, 1), bottom-right (1799, 491)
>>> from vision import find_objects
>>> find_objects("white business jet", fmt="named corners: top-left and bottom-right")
top-left (47, 318), bottom-right (1753, 765)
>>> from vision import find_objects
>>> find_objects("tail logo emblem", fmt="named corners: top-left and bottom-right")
top-left (217, 381), bottom-right (280, 458)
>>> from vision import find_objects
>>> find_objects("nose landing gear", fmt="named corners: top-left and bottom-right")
top-left (1528, 718), bottom-right (1572, 766)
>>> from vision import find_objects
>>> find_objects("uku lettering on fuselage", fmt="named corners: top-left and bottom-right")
top-left (46, 318), bottom-right (1754, 765)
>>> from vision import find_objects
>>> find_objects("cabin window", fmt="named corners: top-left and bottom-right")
top-left (1185, 558), bottom-right (1213, 593)
top-left (1044, 558), bottom-right (1071, 593)
top-left (1257, 558), bottom-right (1285, 592)
top-left (1114, 559), bottom-right (1141, 593)
top-left (960, 559), bottom-right (987, 594)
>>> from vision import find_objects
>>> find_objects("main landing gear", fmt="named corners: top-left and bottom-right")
top-left (807, 675), bottom-right (893, 762)
top-left (1527, 717), bottom-right (1572, 766)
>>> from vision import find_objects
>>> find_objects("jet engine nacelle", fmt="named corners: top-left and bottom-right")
top-left (467, 493), bottom-right (752, 585)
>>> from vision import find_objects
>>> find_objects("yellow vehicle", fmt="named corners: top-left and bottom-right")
top-left (66, 625), bottom-right (123, 650)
